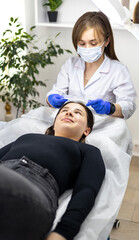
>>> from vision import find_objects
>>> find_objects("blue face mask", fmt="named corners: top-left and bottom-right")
top-left (77, 41), bottom-right (105, 63)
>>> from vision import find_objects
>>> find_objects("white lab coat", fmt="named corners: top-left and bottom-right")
top-left (46, 55), bottom-right (136, 119)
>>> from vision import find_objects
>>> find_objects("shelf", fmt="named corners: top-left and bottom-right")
top-left (35, 0), bottom-right (126, 30)
top-left (36, 22), bottom-right (74, 28)
top-left (35, 0), bottom-right (98, 27)
top-left (36, 22), bottom-right (126, 30)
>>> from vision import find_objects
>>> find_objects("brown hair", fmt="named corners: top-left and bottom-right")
top-left (72, 11), bottom-right (118, 61)
top-left (45, 101), bottom-right (94, 143)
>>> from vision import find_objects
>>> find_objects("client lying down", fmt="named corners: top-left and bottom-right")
top-left (0, 101), bottom-right (105, 240)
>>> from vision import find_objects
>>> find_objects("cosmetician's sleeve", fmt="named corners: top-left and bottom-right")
top-left (113, 64), bottom-right (136, 119)
top-left (0, 142), bottom-right (13, 160)
top-left (46, 58), bottom-right (71, 101)
top-left (54, 146), bottom-right (105, 240)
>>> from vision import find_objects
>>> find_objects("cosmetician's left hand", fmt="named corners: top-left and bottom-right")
top-left (86, 99), bottom-right (111, 115)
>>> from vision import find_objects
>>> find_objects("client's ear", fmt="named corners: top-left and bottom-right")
top-left (83, 127), bottom-right (91, 137)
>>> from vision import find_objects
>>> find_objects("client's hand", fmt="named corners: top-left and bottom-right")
top-left (48, 94), bottom-right (68, 108)
top-left (46, 232), bottom-right (66, 240)
top-left (86, 99), bottom-right (111, 114)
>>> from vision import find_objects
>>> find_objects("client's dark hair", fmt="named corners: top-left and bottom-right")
top-left (45, 101), bottom-right (94, 143)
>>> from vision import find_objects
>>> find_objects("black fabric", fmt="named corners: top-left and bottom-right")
top-left (0, 158), bottom-right (58, 240)
top-left (0, 133), bottom-right (105, 240)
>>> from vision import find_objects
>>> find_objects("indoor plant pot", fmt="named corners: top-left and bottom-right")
top-left (47, 11), bottom-right (58, 22)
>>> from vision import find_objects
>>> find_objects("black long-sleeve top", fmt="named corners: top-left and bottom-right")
top-left (0, 133), bottom-right (105, 240)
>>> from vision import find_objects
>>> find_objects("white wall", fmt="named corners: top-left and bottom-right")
top-left (0, 0), bottom-right (139, 150)
top-left (0, 0), bottom-right (25, 33)
top-left (113, 29), bottom-right (139, 146)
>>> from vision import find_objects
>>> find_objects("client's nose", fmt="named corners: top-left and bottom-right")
top-left (66, 111), bottom-right (73, 117)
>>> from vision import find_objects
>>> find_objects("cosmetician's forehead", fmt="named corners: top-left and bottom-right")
top-left (80, 27), bottom-right (104, 42)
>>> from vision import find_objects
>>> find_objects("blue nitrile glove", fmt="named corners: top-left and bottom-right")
top-left (86, 99), bottom-right (111, 114)
top-left (48, 94), bottom-right (68, 108)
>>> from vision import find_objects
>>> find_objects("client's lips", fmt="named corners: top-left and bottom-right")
top-left (62, 118), bottom-right (74, 122)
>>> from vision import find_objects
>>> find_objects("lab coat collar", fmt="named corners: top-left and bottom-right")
top-left (75, 55), bottom-right (111, 92)
top-left (99, 55), bottom-right (111, 74)
top-left (75, 55), bottom-right (110, 74)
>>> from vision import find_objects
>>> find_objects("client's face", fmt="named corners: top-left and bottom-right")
top-left (54, 103), bottom-right (91, 141)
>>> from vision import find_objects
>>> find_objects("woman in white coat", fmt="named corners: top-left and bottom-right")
top-left (46, 11), bottom-right (136, 119)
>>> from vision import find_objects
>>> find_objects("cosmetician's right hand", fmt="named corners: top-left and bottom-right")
top-left (48, 94), bottom-right (68, 108)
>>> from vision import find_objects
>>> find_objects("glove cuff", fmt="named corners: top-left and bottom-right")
top-left (108, 103), bottom-right (116, 115)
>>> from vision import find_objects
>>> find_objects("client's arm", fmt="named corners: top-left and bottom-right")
top-left (53, 145), bottom-right (105, 240)
top-left (0, 142), bottom-right (13, 159)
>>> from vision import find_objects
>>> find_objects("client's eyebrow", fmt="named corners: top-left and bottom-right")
top-left (61, 106), bottom-right (69, 110)
top-left (75, 108), bottom-right (84, 114)
top-left (62, 106), bottom-right (84, 114)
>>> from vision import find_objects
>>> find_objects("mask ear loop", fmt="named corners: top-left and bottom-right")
top-left (100, 40), bottom-right (106, 55)
top-left (104, 35), bottom-right (110, 48)
top-left (101, 40), bottom-right (107, 48)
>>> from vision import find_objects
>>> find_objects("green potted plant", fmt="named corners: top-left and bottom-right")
top-left (0, 17), bottom-right (71, 118)
top-left (43, 0), bottom-right (63, 22)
